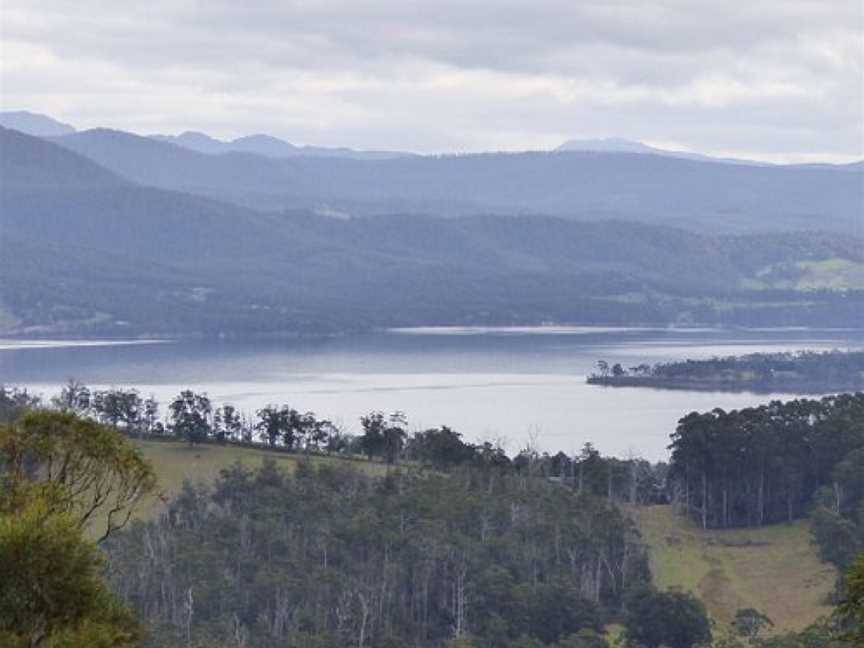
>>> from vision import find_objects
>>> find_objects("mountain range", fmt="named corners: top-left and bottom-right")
top-left (0, 111), bottom-right (410, 161)
top-left (149, 131), bottom-right (411, 160)
top-left (20, 126), bottom-right (858, 235)
top-left (1, 125), bottom-right (862, 336)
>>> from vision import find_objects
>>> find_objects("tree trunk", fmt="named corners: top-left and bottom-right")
top-left (758, 470), bottom-right (765, 526)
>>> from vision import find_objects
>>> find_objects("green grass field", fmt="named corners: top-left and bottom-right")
top-left (632, 505), bottom-right (835, 632)
top-left (128, 440), bottom-right (386, 520)
top-left (126, 441), bottom-right (834, 633)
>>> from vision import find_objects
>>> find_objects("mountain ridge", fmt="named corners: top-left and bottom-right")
top-left (46, 127), bottom-right (864, 235)
top-left (149, 130), bottom-right (413, 160)
top-left (0, 111), bottom-right (76, 137)
top-left (555, 137), bottom-right (771, 166)
top-left (2, 128), bottom-right (862, 336)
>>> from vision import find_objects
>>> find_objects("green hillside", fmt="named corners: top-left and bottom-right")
top-left (632, 505), bottom-right (834, 632)
top-left (129, 440), bottom-right (834, 634)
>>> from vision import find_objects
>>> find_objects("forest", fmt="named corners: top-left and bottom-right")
top-left (105, 461), bottom-right (647, 647)
top-left (587, 351), bottom-right (864, 393)
top-left (667, 393), bottom-right (864, 528)
top-left (1, 383), bottom-right (863, 647)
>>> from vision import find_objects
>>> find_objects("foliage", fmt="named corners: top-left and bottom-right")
top-left (731, 608), bottom-right (774, 640)
top-left (169, 390), bottom-right (213, 446)
top-left (0, 410), bottom-right (157, 541)
top-left (667, 394), bottom-right (864, 528)
top-left (622, 584), bottom-right (712, 648)
top-left (838, 553), bottom-right (864, 643)
top-left (0, 498), bottom-right (139, 648)
top-left (0, 385), bottom-right (41, 423)
top-left (105, 460), bottom-right (649, 647)
top-left (0, 411), bottom-right (154, 647)
top-left (359, 411), bottom-right (407, 463)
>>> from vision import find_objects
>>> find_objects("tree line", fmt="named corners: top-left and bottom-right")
top-left (667, 393), bottom-right (864, 529)
top-left (588, 350), bottom-right (864, 393)
top-left (3, 381), bottom-right (670, 504)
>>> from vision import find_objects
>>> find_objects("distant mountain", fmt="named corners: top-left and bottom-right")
top-left (50, 128), bottom-right (864, 235)
top-left (557, 138), bottom-right (664, 155)
top-left (150, 130), bottom-right (411, 160)
top-left (2, 128), bottom-right (862, 336)
top-left (49, 128), bottom-right (290, 204)
top-left (149, 131), bottom-right (226, 154)
top-left (0, 111), bottom-right (76, 137)
top-left (0, 126), bottom-right (121, 188)
top-left (556, 137), bottom-right (766, 165)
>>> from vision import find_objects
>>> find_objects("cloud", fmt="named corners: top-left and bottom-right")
top-left (1, 1), bottom-right (861, 161)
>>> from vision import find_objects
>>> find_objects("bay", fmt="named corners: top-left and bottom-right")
top-left (2, 327), bottom-right (862, 460)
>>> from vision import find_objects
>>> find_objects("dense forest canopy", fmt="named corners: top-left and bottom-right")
top-left (667, 393), bottom-right (864, 530)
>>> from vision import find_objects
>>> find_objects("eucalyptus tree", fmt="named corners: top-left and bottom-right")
top-left (168, 390), bottom-right (212, 446)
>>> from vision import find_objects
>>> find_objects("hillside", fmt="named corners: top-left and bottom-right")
top-left (633, 505), bottom-right (834, 632)
top-left (3, 128), bottom-right (863, 335)
top-left (127, 440), bottom-right (833, 633)
top-left (48, 127), bottom-right (864, 235)
top-left (0, 126), bottom-right (123, 188)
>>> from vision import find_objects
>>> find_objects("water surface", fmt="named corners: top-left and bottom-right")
top-left (2, 327), bottom-right (861, 460)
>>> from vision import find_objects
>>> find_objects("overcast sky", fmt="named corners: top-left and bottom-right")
top-left (1, 1), bottom-right (862, 162)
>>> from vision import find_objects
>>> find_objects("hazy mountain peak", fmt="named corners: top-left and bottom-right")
top-left (231, 133), bottom-right (299, 156)
top-left (149, 131), bottom-right (303, 157)
top-left (0, 110), bottom-right (76, 137)
top-left (555, 137), bottom-right (774, 166)
top-left (150, 130), bottom-right (225, 154)
top-left (556, 138), bottom-right (658, 154)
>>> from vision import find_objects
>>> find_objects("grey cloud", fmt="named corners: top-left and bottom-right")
top-left (1, 0), bottom-right (861, 160)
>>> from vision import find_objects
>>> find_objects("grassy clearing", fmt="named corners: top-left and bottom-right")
top-left (796, 259), bottom-right (864, 290)
top-left (632, 505), bottom-right (835, 633)
top-left (129, 440), bottom-right (386, 520)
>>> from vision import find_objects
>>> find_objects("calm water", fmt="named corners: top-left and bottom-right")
top-left (2, 327), bottom-right (862, 460)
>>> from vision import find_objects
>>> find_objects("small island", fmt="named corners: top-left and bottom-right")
top-left (587, 349), bottom-right (864, 393)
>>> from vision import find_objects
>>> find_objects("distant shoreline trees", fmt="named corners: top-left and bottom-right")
top-left (587, 350), bottom-right (864, 393)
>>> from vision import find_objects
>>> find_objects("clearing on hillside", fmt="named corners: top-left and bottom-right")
top-left (633, 505), bottom-right (835, 632)
top-left (127, 440), bottom-right (386, 520)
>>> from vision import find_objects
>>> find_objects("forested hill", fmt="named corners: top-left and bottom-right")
top-left (48, 127), bottom-right (864, 235)
top-left (2, 127), bottom-right (863, 336)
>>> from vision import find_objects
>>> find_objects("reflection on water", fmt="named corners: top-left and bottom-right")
top-left (2, 327), bottom-right (862, 460)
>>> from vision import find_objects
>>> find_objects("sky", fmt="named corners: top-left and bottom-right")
top-left (1, 1), bottom-right (862, 163)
